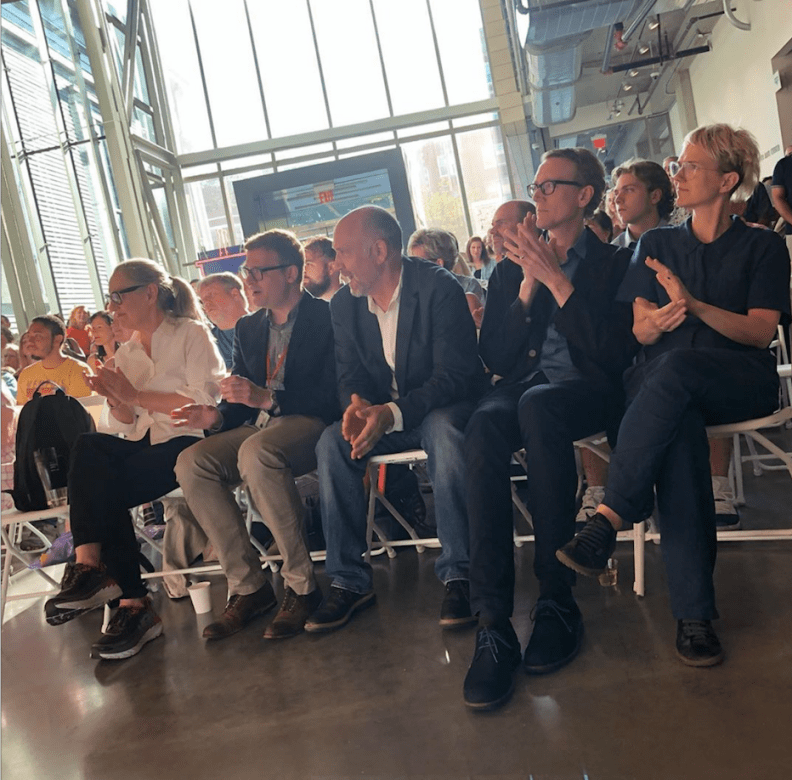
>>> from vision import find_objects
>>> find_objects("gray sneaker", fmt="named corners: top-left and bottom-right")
top-left (45, 563), bottom-right (122, 626)
top-left (91, 598), bottom-right (163, 660)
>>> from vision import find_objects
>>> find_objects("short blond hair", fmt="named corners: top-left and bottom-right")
top-left (684, 124), bottom-right (760, 202)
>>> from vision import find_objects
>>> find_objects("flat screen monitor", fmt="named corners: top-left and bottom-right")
top-left (232, 149), bottom-right (415, 250)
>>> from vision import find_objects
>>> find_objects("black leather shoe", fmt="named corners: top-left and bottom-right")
top-left (202, 581), bottom-right (276, 640)
top-left (676, 619), bottom-right (723, 667)
top-left (304, 586), bottom-right (375, 633)
top-left (523, 597), bottom-right (583, 675)
top-left (556, 513), bottom-right (617, 577)
top-left (463, 624), bottom-right (522, 711)
top-left (439, 580), bottom-right (477, 629)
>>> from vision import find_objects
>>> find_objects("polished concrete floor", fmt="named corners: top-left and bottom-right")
top-left (2, 465), bottom-right (792, 780)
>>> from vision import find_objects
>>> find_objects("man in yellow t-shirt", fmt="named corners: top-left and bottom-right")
top-left (16, 315), bottom-right (92, 405)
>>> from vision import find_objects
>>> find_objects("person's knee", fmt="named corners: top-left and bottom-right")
top-left (315, 422), bottom-right (346, 466)
top-left (237, 433), bottom-right (286, 480)
top-left (423, 408), bottom-right (464, 457)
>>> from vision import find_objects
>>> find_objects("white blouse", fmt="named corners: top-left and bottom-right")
top-left (100, 316), bottom-right (226, 444)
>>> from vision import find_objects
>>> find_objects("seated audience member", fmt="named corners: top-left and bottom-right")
top-left (303, 236), bottom-right (342, 300)
top-left (467, 235), bottom-right (494, 282)
top-left (173, 230), bottom-right (339, 640)
top-left (585, 209), bottom-right (613, 243)
top-left (308, 206), bottom-right (485, 634)
top-left (663, 156), bottom-right (690, 226)
top-left (407, 228), bottom-right (486, 328)
top-left (196, 272), bottom-right (250, 369)
top-left (612, 159), bottom-right (674, 249)
top-left (44, 259), bottom-right (226, 660)
top-left (86, 311), bottom-right (118, 373)
top-left (771, 145), bottom-right (792, 256)
top-left (16, 315), bottom-right (92, 404)
top-left (462, 153), bottom-right (635, 711)
top-left (0, 315), bottom-right (10, 330)
top-left (14, 331), bottom-right (35, 378)
top-left (1, 327), bottom-right (18, 395)
top-left (604, 188), bottom-right (625, 239)
top-left (559, 125), bottom-right (790, 667)
top-left (66, 306), bottom-right (92, 356)
top-left (577, 160), bottom-right (675, 516)
top-left (489, 200), bottom-right (537, 271)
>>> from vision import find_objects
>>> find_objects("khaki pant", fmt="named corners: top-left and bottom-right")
top-left (174, 416), bottom-right (326, 596)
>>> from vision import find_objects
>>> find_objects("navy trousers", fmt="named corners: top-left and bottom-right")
top-left (466, 376), bottom-right (611, 626)
top-left (605, 348), bottom-right (779, 620)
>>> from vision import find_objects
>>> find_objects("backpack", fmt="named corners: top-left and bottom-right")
top-left (12, 382), bottom-right (95, 512)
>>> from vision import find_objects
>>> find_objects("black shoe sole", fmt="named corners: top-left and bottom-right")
top-left (45, 604), bottom-right (95, 626)
top-left (439, 613), bottom-right (478, 630)
top-left (524, 623), bottom-right (584, 675)
top-left (676, 647), bottom-right (724, 667)
top-left (304, 592), bottom-right (376, 633)
top-left (555, 548), bottom-right (608, 578)
top-left (464, 680), bottom-right (516, 712)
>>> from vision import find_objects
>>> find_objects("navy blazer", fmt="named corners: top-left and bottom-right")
top-left (330, 256), bottom-right (485, 432)
top-left (217, 293), bottom-right (340, 431)
top-left (479, 228), bottom-right (637, 393)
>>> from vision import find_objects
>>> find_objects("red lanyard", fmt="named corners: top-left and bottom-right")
top-left (266, 344), bottom-right (288, 384)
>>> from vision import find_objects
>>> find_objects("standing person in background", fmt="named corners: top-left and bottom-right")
top-left (466, 236), bottom-right (494, 283)
top-left (771, 145), bottom-right (792, 257)
top-left (87, 311), bottom-right (118, 373)
top-left (303, 237), bottom-right (342, 301)
top-left (16, 315), bottom-right (92, 404)
top-left (66, 306), bottom-right (91, 356)
top-left (44, 259), bottom-right (226, 661)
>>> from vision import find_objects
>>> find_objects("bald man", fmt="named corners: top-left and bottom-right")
top-left (307, 206), bottom-right (486, 634)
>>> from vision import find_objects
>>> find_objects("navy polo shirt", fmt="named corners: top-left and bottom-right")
top-left (617, 216), bottom-right (791, 362)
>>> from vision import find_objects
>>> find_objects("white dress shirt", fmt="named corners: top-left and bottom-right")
top-left (100, 316), bottom-right (226, 444)
top-left (367, 267), bottom-right (405, 433)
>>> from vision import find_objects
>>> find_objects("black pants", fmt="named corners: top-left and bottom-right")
top-left (465, 375), bottom-right (611, 625)
top-left (69, 432), bottom-right (199, 599)
top-left (605, 348), bottom-right (779, 620)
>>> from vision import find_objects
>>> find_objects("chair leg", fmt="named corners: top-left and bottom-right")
top-left (632, 520), bottom-right (645, 597)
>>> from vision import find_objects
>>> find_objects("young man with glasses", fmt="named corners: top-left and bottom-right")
top-left (172, 230), bottom-right (340, 641)
top-left (462, 150), bottom-right (637, 711)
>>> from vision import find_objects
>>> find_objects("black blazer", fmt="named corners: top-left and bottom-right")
top-left (217, 293), bottom-right (340, 431)
top-left (479, 228), bottom-right (637, 393)
top-left (330, 256), bottom-right (485, 432)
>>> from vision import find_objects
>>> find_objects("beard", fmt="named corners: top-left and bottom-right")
top-left (303, 274), bottom-right (331, 298)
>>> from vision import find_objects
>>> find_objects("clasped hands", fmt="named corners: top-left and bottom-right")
top-left (342, 393), bottom-right (394, 460)
top-left (636, 256), bottom-right (696, 337)
top-left (501, 213), bottom-right (566, 288)
top-left (86, 365), bottom-right (138, 409)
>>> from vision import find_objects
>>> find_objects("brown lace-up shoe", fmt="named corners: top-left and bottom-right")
top-left (263, 586), bottom-right (323, 640)
top-left (202, 580), bottom-right (276, 640)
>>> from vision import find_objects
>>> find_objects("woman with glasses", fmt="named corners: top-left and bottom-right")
top-left (45, 258), bottom-right (226, 661)
top-left (558, 124), bottom-right (790, 667)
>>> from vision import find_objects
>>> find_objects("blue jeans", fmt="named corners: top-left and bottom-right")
top-left (316, 402), bottom-right (474, 593)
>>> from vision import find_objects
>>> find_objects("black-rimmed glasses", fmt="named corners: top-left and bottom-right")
top-left (238, 263), bottom-right (293, 281)
top-left (105, 284), bottom-right (147, 307)
top-left (527, 180), bottom-right (584, 198)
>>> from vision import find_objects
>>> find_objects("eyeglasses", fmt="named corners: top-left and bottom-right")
top-left (527, 179), bottom-right (583, 198)
top-left (668, 161), bottom-right (722, 178)
top-left (238, 263), bottom-right (293, 281)
top-left (105, 284), bottom-right (147, 306)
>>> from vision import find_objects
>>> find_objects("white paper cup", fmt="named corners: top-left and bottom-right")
top-left (187, 581), bottom-right (212, 614)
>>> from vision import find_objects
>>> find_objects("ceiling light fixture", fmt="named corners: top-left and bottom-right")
top-left (638, 43), bottom-right (650, 55)
top-left (628, 69), bottom-right (640, 78)
top-left (623, 83), bottom-right (633, 91)
top-left (648, 18), bottom-right (660, 30)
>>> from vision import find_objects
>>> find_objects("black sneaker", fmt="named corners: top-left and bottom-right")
top-left (92, 598), bottom-right (163, 660)
top-left (303, 586), bottom-right (376, 633)
top-left (45, 563), bottom-right (123, 626)
top-left (439, 580), bottom-right (477, 629)
top-left (523, 597), bottom-right (583, 675)
top-left (675, 619), bottom-right (723, 667)
top-left (463, 624), bottom-right (522, 711)
top-left (556, 513), bottom-right (617, 577)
